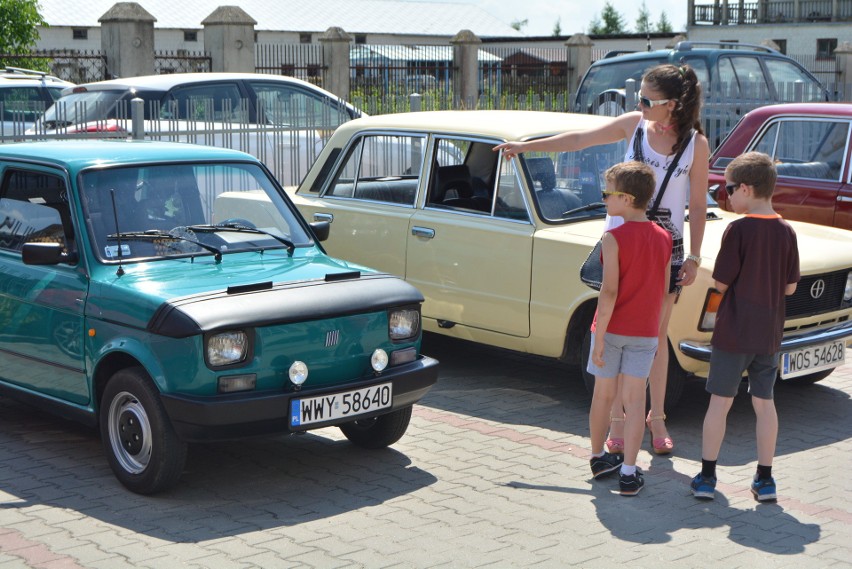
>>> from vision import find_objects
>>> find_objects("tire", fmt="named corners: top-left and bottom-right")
top-left (781, 368), bottom-right (834, 385)
top-left (581, 330), bottom-right (686, 409)
top-left (339, 406), bottom-right (413, 449)
top-left (99, 367), bottom-right (187, 494)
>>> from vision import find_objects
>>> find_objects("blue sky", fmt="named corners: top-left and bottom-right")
top-left (438, 0), bottom-right (689, 36)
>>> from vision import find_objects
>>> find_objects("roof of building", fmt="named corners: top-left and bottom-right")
top-left (38, 0), bottom-right (523, 37)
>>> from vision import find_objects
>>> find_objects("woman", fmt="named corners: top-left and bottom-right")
top-left (495, 64), bottom-right (709, 455)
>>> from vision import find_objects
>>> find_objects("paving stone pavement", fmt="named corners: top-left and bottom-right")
top-left (0, 332), bottom-right (850, 568)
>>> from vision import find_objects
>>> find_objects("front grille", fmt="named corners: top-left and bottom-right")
top-left (786, 269), bottom-right (850, 319)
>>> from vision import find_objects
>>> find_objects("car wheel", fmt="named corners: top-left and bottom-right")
top-left (338, 406), bottom-right (413, 449)
top-left (592, 92), bottom-right (627, 117)
top-left (781, 368), bottom-right (834, 385)
top-left (99, 367), bottom-right (187, 494)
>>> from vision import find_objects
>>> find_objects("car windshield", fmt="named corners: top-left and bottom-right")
top-left (38, 90), bottom-right (127, 128)
top-left (522, 140), bottom-right (627, 222)
top-left (80, 162), bottom-right (312, 263)
top-left (574, 58), bottom-right (665, 112)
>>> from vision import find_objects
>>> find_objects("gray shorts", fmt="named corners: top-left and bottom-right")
top-left (706, 348), bottom-right (779, 400)
top-left (586, 332), bottom-right (659, 379)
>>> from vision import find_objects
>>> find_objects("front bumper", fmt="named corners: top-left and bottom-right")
top-left (161, 355), bottom-right (439, 441)
top-left (679, 320), bottom-right (852, 362)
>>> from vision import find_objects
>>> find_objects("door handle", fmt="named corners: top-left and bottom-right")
top-left (313, 213), bottom-right (333, 222)
top-left (411, 226), bottom-right (435, 239)
top-left (838, 196), bottom-right (852, 203)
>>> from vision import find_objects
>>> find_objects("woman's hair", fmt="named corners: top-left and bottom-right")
top-left (643, 63), bottom-right (704, 154)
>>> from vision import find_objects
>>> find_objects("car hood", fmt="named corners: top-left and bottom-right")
top-left (87, 252), bottom-right (424, 336)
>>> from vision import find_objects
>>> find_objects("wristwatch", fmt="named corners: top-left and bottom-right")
top-left (686, 254), bottom-right (702, 267)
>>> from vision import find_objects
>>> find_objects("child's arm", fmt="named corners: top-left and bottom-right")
top-left (592, 233), bottom-right (619, 367)
top-left (785, 282), bottom-right (797, 295)
top-left (714, 280), bottom-right (729, 293)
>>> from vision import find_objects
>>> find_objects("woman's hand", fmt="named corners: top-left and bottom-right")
top-left (492, 141), bottom-right (525, 160)
top-left (679, 258), bottom-right (699, 286)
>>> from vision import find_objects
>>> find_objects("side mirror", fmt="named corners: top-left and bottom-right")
top-left (309, 221), bottom-right (330, 242)
top-left (22, 242), bottom-right (77, 265)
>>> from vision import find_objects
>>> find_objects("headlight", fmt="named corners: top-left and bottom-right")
top-left (698, 289), bottom-right (724, 332)
top-left (845, 271), bottom-right (852, 303)
top-left (389, 308), bottom-right (420, 340)
top-left (371, 349), bottom-right (389, 372)
top-left (206, 330), bottom-right (248, 367)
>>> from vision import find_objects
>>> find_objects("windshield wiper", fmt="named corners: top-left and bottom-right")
top-left (107, 230), bottom-right (223, 262)
top-left (563, 202), bottom-right (606, 216)
top-left (185, 223), bottom-right (296, 256)
top-left (41, 119), bottom-right (74, 130)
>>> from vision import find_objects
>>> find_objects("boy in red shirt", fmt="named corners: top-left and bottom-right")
top-left (691, 152), bottom-right (800, 502)
top-left (587, 162), bottom-right (672, 496)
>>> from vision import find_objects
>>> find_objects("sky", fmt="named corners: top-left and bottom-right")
top-left (445, 0), bottom-right (689, 37)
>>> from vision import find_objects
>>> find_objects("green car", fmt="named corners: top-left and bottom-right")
top-left (0, 140), bottom-right (438, 494)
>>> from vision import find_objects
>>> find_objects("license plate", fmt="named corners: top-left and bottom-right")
top-left (780, 340), bottom-right (845, 379)
top-left (290, 382), bottom-right (392, 427)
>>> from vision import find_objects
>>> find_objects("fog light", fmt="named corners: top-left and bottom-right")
top-left (218, 374), bottom-right (256, 393)
top-left (371, 349), bottom-right (389, 372)
top-left (289, 361), bottom-right (308, 385)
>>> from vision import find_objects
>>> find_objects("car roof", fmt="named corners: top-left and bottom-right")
top-left (0, 139), bottom-right (258, 172)
top-left (0, 69), bottom-right (73, 87)
top-left (592, 41), bottom-right (784, 67)
top-left (742, 102), bottom-right (852, 120)
top-left (331, 110), bottom-right (613, 142)
top-left (66, 72), bottom-right (328, 94)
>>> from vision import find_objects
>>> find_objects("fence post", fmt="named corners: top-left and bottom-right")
top-left (98, 2), bottom-right (156, 78)
top-left (202, 6), bottom-right (257, 73)
top-left (794, 80), bottom-right (804, 102)
top-left (130, 98), bottom-right (144, 139)
top-left (410, 93), bottom-right (422, 112)
top-left (624, 79), bottom-right (637, 110)
top-left (835, 41), bottom-right (852, 101)
top-left (451, 30), bottom-right (481, 110)
top-left (565, 33), bottom-right (593, 98)
top-left (319, 27), bottom-right (352, 102)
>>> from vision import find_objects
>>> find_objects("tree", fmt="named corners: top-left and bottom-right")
top-left (552, 17), bottom-right (562, 37)
top-left (511, 18), bottom-right (528, 32)
top-left (0, 0), bottom-right (49, 71)
top-left (588, 2), bottom-right (629, 35)
top-left (656, 12), bottom-right (674, 33)
top-left (636, 2), bottom-right (652, 34)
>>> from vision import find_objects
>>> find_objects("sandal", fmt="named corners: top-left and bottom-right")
top-left (605, 415), bottom-right (624, 454)
top-left (646, 413), bottom-right (674, 455)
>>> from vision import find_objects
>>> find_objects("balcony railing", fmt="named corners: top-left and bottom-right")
top-left (692, 1), bottom-right (852, 25)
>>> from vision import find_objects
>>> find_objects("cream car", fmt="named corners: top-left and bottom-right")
top-left (287, 110), bottom-right (852, 404)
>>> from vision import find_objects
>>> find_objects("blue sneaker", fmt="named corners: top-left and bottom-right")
top-left (691, 473), bottom-right (716, 499)
top-left (589, 452), bottom-right (624, 479)
top-left (751, 476), bottom-right (777, 502)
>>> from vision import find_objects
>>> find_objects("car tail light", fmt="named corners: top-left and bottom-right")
top-left (698, 289), bottom-right (724, 331)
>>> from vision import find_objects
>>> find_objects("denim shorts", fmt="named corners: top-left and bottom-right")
top-left (586, 332), bottom-right (659, 380)
top-left (706, 348), bottom-right (779, 400)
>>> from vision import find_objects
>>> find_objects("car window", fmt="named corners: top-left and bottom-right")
top-left (81, 162), bottom-right (311, 262)
top-left (716, 57), bottom-right (741, 99)
top-left (763, 59), bottom-right (825, 101)
top-left (494, 158), bottom-right (529, 221)
top-left (755, 119), bottom-right (849, 181)
top-left (325, 134), bottom-right (425, 206)
top-left (681, 56), bottom-right (709, 88)
top-left (0, 86), bottom-right (49, 123)
top-left (726, 56), bottom-right (770, 100)
top-left (426, 138), bottom-right (501, 216)
top-left (40, 90), bottom-right (127, 127)
top-left (248, 81), bottom-right (352, 128)
top-left (161, 83), bottom-right (247, 122)
top-left (0, 169), bottom-right (73, 256)
top-left (574, 58), bottom-right (665, 112)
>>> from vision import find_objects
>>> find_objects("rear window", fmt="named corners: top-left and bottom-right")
top-left (574, 58), bottom-right (665, 112)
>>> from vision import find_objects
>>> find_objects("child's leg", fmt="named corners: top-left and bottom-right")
top-left (589, 376), bottom-right (617, 455)
top-left (702, 394), bottom-right (735, 461)
top-left (751, 396), bottom-right (778, 467)
top-left (619, 373), bottom-right (647, 468)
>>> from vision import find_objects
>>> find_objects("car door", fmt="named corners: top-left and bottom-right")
top-left (0, 166), bottom-right (89, 404)
top-left (751, 117), bottom-right (849, 228)
top-left (294, 132), bottom-right (427, 277)
top-left (406, 137), bottom-right (534, 337)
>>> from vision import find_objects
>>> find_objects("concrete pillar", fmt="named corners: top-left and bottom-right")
top-left (99, 2), bottom-right (156, 78)
top-left (451, 29), bottom-right (481, 109)
top-left (318, 27), bottom-right (352, 101)
top-left (688, 0), bottom-right (695, 25)
top-left (722, 0), bottom-right (729, 25)
top-left (832, 0), bottom-right (839, 21)
top-left (202, 6), bottom-right (257, 73)
top-left (565, 33), bottom-right (593, 96)
top-left (757, 0), bottom-right (766, 23)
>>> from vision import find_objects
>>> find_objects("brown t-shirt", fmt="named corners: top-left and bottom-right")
top-left (711, 214), bottom-right (800, 355)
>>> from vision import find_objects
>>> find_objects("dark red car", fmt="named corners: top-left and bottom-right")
top-left (709, 103), bottom-right (852, 230)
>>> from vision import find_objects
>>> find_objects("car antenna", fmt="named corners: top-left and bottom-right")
top-left (109, 188), bottom-right (125, 276)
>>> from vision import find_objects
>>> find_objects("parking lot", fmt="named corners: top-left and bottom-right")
top-left (1, 332), bottom-right (850, 568)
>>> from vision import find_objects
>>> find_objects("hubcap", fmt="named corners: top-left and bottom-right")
top-left (108, 391), bottom-right (153, 474)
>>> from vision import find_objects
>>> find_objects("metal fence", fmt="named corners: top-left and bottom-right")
top-left (0, 50), bottom-right (107, 83)
top-left (155, 50), bottom-right (211, 74)
top-left (255, 43), bottom-right (324, 86)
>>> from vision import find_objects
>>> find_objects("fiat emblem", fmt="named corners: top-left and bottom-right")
top-left (809, 279), bottom-right (825, 299)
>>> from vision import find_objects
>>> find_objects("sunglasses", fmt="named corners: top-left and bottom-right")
top-left (638, 95), bottom-right (671, 108)
top-left (725, 182), bottom-right (739, 196)
top-left (601, 191), bottom-right (635, 200)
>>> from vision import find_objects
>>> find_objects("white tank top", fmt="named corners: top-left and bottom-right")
top-left (604, 119), bottom-right (696, 244)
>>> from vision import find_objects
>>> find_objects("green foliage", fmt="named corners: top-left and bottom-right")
top-left (511, 18), bottom-right (528, 32)
top-left (636, 2), bottom-right (652, 34)
top-left (0, 0), bottom-right (49, 71)
top-left (552, 17), bottom-right (562, 37)
top-left (588, 2), bottom-right (629, 35)
top-left (656, 12), bottom-right (674, 33)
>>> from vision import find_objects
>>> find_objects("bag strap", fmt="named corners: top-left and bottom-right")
top-left (648, 129), bottom-right (694, 219)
